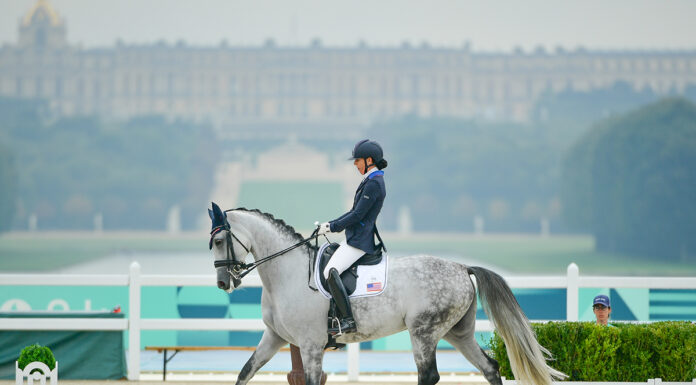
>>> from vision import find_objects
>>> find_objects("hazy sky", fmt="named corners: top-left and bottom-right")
top-left (1, 0), bottom-right (695, 52)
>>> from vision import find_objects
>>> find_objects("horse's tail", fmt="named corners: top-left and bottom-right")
top-left (468, 266), bottom-right (566, 385)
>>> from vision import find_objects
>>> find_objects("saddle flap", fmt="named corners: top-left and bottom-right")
top-left (317, 242), bottom-right (358, 295)
top-left (318, 242), bottom-right (340, 280)
top-left (314, 241), bottom-right (388, 300)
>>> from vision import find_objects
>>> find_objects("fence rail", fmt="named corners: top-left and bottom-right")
top-left (1, 262), bottom-right (695, 381)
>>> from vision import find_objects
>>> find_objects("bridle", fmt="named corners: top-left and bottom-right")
top-left (209, 217), bottom-right (250, 281)
top-left (210, 209), bottom-right (320, 282)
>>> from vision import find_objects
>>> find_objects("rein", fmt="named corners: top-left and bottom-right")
top-left (212, 214), bottom-right (319, 280)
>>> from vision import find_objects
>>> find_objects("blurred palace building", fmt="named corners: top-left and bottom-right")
top-left (2, 0), bottom-right (696, 138)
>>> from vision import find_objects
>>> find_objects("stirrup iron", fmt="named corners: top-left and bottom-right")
top-left (330, 317), bottom-right (343, 336)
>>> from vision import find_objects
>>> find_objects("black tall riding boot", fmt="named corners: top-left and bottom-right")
top-left (327, 268), bottom-right (357, 335)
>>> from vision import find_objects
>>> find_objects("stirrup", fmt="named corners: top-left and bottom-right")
top-left (328, 317), bottom-right (356, 336)
top-left (330, 317), bottom-right (343, 336)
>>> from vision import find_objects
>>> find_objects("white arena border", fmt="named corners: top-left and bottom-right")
top-left (2, 262), bottom-right (696, 382)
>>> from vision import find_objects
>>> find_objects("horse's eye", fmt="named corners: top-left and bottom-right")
top-left (215, 239), bottom-right (223, 246)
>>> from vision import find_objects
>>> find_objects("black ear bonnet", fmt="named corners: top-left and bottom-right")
top-left (208, 202), bottom-right (229, 249)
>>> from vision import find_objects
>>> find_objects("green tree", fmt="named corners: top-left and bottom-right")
top-left (533, 81), bottom-right (658, 137)
top-left (562, 98), bottom-right (696, 260)
top-left (372, 116), bottom-right (564, 232)
top-left (0, 96), bottom-right (218, 230)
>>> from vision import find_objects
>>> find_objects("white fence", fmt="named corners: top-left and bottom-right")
top-left (1, 262), bottom-right (696, 381)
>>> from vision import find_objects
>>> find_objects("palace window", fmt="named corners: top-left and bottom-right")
top-left (35, 77), bottom-right (43, 97)
top-left (228, 76), bottom-right (237, 96)
top-left (56, 79), bottom-right (62, 97)
top-left (77, 78), bottom-right (85, 98)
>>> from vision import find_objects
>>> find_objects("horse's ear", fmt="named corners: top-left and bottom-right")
top-left (210, 202), bottom-right (227, 228)
top-left (208, 208), bottom-right (214, 221)
top-left (211, 202), bottom-right (223, 219)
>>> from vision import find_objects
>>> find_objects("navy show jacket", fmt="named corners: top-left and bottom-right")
top-left (329, 170), bottom-right (386, 253)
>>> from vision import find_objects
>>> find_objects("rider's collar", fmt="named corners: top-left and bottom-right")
top-left (363, 167), bottom-right (381, 180)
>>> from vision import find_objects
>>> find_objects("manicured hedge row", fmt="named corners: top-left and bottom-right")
top-left (489, 321), bottom-right (696, 381)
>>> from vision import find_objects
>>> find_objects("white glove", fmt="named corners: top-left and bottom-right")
top-left (317, 222), bottom-right (331, 235)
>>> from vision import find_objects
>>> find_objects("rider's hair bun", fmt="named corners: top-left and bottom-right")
top-left (376, 158), bottom-right (388, 170)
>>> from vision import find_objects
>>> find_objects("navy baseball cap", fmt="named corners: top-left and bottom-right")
top-left (593, 295), bottom-right (611, 307)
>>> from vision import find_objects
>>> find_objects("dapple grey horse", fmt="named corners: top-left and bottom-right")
top-left (209, 206), bottom-right (565, 385)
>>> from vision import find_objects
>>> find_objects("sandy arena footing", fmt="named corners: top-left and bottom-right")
top-left (4, 371), bottom-right (488, 384)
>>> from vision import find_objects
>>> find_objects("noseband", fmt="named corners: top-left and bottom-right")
top-left (210, 220), bottom-right (250, 281)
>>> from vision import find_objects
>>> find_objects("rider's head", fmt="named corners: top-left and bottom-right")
top-left (349, 139), bottom-right (388, 175)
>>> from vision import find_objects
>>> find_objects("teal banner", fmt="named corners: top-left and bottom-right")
top-left (2, 285), bottom-right (691, 351)
top-left (0, 312), bottom-right (126, 380)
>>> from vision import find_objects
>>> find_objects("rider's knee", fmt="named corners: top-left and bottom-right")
top-left (324, 266), bottom-right (340, 280)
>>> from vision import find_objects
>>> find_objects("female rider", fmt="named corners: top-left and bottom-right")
top-left (318, 139), bottom-right (388, 335)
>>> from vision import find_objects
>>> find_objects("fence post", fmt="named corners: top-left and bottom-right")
top-left (566, 263), bottom-right (579, 321)
top-left (347, 343), bottom-right (360, 381)
top-left (128, 262), bottom-right (141, 380)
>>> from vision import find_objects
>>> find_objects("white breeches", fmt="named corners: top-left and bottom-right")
top-left (323, 240), bottom-right (365, 279)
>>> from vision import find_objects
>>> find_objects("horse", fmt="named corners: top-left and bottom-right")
top-left (208, 204), bottom-right (566, 385)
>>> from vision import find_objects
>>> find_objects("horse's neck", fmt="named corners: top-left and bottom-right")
top-left (234, 212), bottom-right (309, 290)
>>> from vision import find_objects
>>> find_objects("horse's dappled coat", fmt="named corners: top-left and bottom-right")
top-left (210, 206), bottom-right (566, 385)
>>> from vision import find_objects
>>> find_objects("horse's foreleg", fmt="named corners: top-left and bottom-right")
top-left (299, 343), bottom-right (325, 385)
top-left (235, 328), bottom-right (287, 385)
top-left (409, 336), bottom-right (440, 385)
top-left (407, 318), bottom-right (442, 385)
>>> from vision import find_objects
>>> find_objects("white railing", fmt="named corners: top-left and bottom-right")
top-left (2, 262), bottom-right (696, 381)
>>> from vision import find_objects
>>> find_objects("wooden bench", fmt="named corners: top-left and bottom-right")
top-left (145, 346), bottom-right (292, 381)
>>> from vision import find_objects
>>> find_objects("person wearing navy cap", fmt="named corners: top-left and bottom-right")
top-left (593, 295), bottom-right (613, 326)
top-left (317, 139), bottom-right (388, 335)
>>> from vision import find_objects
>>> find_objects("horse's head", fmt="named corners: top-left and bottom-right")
top-left (208, 202), bottom-right (252, 292)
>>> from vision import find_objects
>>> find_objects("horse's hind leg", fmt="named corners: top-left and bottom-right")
top-left (235, 328), bottom-right (287, 385)
top-left (443, 301), bottom-right (502, 385)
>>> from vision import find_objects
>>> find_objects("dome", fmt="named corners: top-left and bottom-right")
top-left (22, 0), bottom-right (62, 27)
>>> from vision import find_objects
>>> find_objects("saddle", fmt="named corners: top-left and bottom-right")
top-left (315, 242), bottom-right (383, 349)
top-left (316, 242), bottom-right (383, 295)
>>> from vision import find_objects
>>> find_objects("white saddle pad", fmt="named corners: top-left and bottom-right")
top-left (314, 242), bottom-right (388, 299)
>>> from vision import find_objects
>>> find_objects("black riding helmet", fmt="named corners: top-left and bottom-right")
top-left (349, 139), bottom-right (383, 163)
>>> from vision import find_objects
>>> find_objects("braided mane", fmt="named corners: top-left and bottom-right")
top-left (232, 207), bottom-right (315, 250)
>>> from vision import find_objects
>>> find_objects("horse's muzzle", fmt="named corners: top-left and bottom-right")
top-left (218, 278), bottom-right (241, 291)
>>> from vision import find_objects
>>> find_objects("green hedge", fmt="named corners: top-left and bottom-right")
top-left (489, 321), bottom-right (696, 381)
top-left (18, 344), bottom-right (55, 373)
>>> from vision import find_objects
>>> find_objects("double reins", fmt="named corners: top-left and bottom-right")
top-left (212, 211), bottom-right (320, 280)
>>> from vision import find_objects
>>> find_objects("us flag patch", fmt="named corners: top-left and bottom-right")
top-left (367, 282), bottom-right (382, 292)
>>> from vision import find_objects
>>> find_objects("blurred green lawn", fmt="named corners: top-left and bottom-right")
top-left (0, 233), bottom-right (203, 272)
top-left (387, 234), bottom-right (695, 276)
top-left (0, 232), bottom-right (693, 276)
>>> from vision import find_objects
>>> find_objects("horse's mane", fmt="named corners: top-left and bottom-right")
top-left (232, 207), bottom-right (315, 250)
